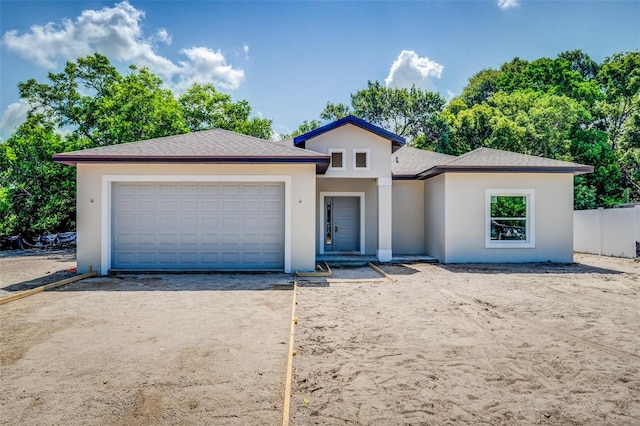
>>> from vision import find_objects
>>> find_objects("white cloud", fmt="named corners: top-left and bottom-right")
top-left (175, 47), bottom-right (244, 91)
top-left (154, 28), bottom-right (171, 45)
top-left (0, 99), bottom-right (30, 140)
top-left (243, 43), bottom-right (250, 59)
top-left (385, 50), bottom-right (444, 91)
top-left (1, 1), bottom-right (243, 91)
top-left (498, 0), bottom-right (520, 9)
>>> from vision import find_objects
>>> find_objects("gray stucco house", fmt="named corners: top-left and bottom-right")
top-left (54, 116), bottom-right (593, 274)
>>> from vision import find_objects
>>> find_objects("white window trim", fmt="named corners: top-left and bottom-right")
top-left (353, 149), bottom-right (371, 171)
top-left (101, 174), bottom-right (292, 274)
top-left (318, 192), bottom-right (365, 255)
top-left (485, 189), bottom-right (535, 249)
top-left (328, 149), bottom-right (346, 171)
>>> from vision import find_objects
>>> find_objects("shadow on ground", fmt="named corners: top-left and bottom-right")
top-left (434, 262), bottom-right (625, 275)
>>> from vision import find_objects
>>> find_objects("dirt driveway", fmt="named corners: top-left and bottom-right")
top-left (291, 254), bottom-right (640, 425)
top-left (0, 258), bottom-right (293, 425)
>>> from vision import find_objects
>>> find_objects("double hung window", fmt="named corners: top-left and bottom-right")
top-left (485, 189), bottom-right (535, 248)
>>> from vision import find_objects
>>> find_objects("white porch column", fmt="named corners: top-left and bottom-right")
top-left (377, 177), bottom-right (393, 262)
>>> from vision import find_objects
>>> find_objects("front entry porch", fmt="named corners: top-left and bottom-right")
top-left (317, 253), bottom-right (438, 267)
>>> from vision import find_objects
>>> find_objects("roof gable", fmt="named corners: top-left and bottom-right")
top-left (54, 129), bottom-right (331, 172)
top-left (293, 115), bottom-right (406, 151)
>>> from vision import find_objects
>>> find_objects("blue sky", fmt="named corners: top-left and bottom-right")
top-left (1, 0), bottom-right (639, 140)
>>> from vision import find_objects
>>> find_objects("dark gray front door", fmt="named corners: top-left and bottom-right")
top-left (324, 196), bottom-right (360, 252)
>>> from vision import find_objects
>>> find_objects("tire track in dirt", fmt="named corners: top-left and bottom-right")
top-left (439, 289), bottom-right (640, 363)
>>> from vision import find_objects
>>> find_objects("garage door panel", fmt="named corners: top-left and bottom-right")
top-left (159, 184), bottom-right (177, 195)
top-left (159, 253), bottom-right (176, 264)
top-left (201, 200), bottom-right (218, 212)
top-left (138, 234), bottom-right (156, 245)
top-left (112, 182), bottom-right (284, 270)
top-left (201, 184), bottom-right (218, 195)
top-left (159, 234), bottom-right (176, 245)
top-left (201, 234), bottom-right (218, 244)
top-left (243, 217), bottom-right (260, 229)
top-left (138, 253), bottom-right (155, 263)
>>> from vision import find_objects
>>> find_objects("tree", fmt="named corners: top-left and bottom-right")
top-left (280, 120), bottom-right (322, 139)
top-left (320, 102), bottom-right (351, 121)
top-left (18, 53), bottom-right (189, 147)
top-left (596, 51), bottom-right (640, 151)
top-left (178, 83), bottom-right (272, 139)
top-left (320, 81), bottom-right (447, 147)
top-left (0, 116), bottom-right (85, 235)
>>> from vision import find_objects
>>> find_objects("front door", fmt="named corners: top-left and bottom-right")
top-left (324, 196), bottom-right (360, 252)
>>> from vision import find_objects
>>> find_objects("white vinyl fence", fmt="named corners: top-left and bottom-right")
top-left (574, 206), bottom-right (640, 258)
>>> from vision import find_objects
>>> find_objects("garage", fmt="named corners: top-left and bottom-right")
top-left (53, 128), bottom-right (329, 273)
top-left (111, 181), bottom-right (285, 270)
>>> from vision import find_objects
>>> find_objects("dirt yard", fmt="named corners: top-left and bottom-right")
top-left (291, 254), bottom-right (640, 425)
top-left (0, 252), bottom-right (293, 425)
top-left (1, 251), bottom-right (639, 425)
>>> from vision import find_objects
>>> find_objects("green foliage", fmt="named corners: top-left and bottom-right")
top-left (319, 81), bottom-right (447, 148)
top-left (19, 54), bottom-right (189, 146)
top-left (595, 51), bottom-right (640, 150)
top-left (179, 83), bottom-right (272, 139)
top-left (320, 102), bottom-right (351, 122)
top-left (280, 120), bottom-right (322, 139)
top-left (0, 117), bottom-right (85, 235)
top-left (490, 196), bottom-right (526, 218)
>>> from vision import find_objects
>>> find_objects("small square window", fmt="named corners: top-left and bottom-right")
top-left (353, 149), bottom-right (370, 170)
top-left (328, 149), bottom-right (346, 170)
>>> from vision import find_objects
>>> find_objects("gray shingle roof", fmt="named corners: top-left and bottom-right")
top-left (417, 147), bottom-right (593, 178)
top-left (54, 129), bottom-right (328, 161)
top-left (447, 147), bottom-right (588, 168)
top-left (391, 146), bottom-right (456, 177)
top-left (54, 128), bottom-right (593, 178)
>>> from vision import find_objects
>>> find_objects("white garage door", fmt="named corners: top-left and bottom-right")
top-left (111, 182), bottom-right (285, 270)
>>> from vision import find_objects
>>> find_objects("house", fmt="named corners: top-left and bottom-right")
top-left (54, 116), bottom-right (593, 274)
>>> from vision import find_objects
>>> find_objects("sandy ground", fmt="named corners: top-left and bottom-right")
top-left (0, 249), bottom-right (77, 295)
top-left (291, 254), bottom-right (640, 425)
top-left (2, 251), bottom-right (639, 425)
top-left (0, 263), bottom-right (293, 425)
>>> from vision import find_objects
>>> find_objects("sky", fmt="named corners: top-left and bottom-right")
top-left (1, 0), bottom-right (639, 140)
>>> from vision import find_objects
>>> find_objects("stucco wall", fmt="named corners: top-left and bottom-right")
top-left (304, 124), bottom-right (392, 179)
top-left (75, 163), bottom-right (317, 274)
top-left (424, 174), bottom-right (446, 261)
top-left (392, 181), bottom-right (425, 254)
top-left (316, 177), bottom-right (378, 255)
top-left (442, 173), bottom-right (574, 263)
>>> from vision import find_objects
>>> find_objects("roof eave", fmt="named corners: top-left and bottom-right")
top-left (391, 174), bottom-right (420, 180)
top-left (53, 154), bottom-right (331, 174)
top-left (417, 165), bottom-right (594, 179)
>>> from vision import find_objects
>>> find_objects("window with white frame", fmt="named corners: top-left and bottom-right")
top-left (485, 189), bottom-right (535, 248)
top-left (328, 149), bottom-right (346, 170)
top-left (353, 149), bottom-right (370, 170)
